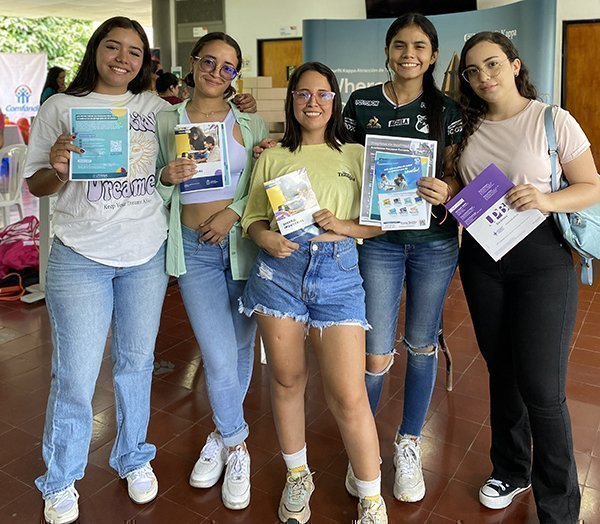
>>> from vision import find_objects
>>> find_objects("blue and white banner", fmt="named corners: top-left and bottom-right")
top-left (0, 53), bottom-right (47, 121)
top-left (304, 0), bottom-right (556, 103)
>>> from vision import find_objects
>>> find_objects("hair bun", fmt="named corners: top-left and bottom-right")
top-left (184, 71), bottom-right (195, 88)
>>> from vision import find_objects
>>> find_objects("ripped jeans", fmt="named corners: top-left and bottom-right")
top-left (240, 237), bottom-right (370, 330)
top-left (358, 237), bottom-right (458, 436)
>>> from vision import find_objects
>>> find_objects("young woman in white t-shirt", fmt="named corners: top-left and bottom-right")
top-left (24, 17), bottom-right (171, 524)
top-left (454, 31), bottom-right (600, 524)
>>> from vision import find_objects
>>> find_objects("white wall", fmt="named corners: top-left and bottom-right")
top-left (225, 0), bottom-right (366, 76)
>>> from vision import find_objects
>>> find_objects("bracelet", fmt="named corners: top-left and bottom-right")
top-left (53, 169), bottom-right (68, 183)
top-left (442, 186), bottom-right (452, 204)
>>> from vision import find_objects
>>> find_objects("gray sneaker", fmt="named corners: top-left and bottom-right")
top-left (357, 496), bottom-right (388, 524)
top-left (393, 436), bottom-right (425, 502)
top-left (222, 445), bottom-right (251, 510)
top-left (278, 470), bottom-right (315, 524)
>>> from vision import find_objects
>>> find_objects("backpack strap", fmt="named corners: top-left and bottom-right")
top-left (544, 105), bottom-right (593, 285)
top-left (544, 105), bottom-right (559, 192)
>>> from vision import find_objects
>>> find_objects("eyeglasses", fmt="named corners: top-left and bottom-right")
top-left (292, 90), bottom-right (336, 104)
top-left (193, 56), bottom-right (239, 81)
top-left (461, 58), bottom-right (510, 83)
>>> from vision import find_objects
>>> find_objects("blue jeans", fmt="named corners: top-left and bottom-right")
top-left (36, 239), bottom-right (168, 498)
top-left (358, 237), bottom-right (458, 435)
top-left (178, 225), bottom-right (255, 447)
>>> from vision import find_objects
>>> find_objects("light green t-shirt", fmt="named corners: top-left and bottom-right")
top-left (242, 142), bottom-right (364, 233)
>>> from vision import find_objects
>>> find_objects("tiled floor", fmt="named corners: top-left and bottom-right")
top-left (0, 195), bottom-right (599, 522)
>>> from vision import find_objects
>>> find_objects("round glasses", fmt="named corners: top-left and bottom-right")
top-left (292, 90), bottom-right (336, 104)
top-left (461, 58), bottom-right (510, 83)
top-left (193, 56), bottom-right (239, 81)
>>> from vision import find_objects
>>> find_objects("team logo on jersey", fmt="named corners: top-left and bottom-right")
top-left (366, 116), bottom-right (382, 129)
top-left (448, 119), bottom-right (462, 135)
top-left (344, 117), bottom-right (356, 133)
top-left (388, 117), bottom-right (410, 128)
top-left (338, 170), bottom-right (356, 181)
top-left (355, 99), bottom-right (380, 107)
top-left (415, 115), bottom-right (429, 134)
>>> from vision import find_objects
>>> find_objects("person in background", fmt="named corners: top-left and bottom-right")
top-left (150, 59), bottom-right (162, 91)
top-left (24, 16), bottom-right (171, 524)
top-left (156, 71), bottom-right (183, 104)
top-left (40, 66), bottom-right (66, 104)
top-left (454, 31), bottom-right (600, 524)
top-left (240, 61), bottom-right (387, 524)
top-left (155, 31), bottom-right (268, 512)
top-left (342, 13), bottom-right (462, 504)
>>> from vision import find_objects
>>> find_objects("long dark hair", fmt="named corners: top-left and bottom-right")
top-left (184, 32), bottom-right (242, 99)
top-left (385, 13), bottom-right (445, 177)
top-left (42, 66), bottom-right (65, 92)
top-left (281, 62), bottom-right (351, 153)
top-left (453, 31), bottom-right (538, 171)
top-left (66, 16), bottom-right (152, 96)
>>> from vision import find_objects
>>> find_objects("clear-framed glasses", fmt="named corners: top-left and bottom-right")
top-left (193, 55), bottom-right (239, 81)
top-left (461, 58), bottom-right (510, 83)
top-left (292, 90), bottom-right (336, 104)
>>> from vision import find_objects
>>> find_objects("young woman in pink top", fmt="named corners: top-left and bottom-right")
top-left (454, 31), bottom-right (600, 524)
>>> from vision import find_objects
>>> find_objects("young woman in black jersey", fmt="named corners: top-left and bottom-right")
top-left (342, 13), bottom-right (462, 503)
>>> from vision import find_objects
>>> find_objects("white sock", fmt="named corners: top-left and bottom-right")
top-left (354, 473), bottom-right (381, 500)
top-left (281, 444), bottom-right (308, 471)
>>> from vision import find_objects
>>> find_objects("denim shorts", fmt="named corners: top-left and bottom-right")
top-left (239, 237), bottom-right (369, 330)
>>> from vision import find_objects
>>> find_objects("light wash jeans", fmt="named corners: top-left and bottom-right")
top-left (178, 225), bottom-right (255, 447)
top-left (358, 236), bottom-right (458, 435)
top-left (36, 238), bottom-right (168, 498)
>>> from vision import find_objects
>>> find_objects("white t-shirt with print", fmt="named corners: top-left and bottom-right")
top-left (25, 90), bottom-right (170, 267)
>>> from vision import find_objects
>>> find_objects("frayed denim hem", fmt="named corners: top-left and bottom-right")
top-left (403, 338), bottom-right (438, 357)
top-left (365, 350), bottom-right (397, 377)
top-left (238, 298), bottom-right (309, 325)
top-left (309, 319), bottom-right (371, 333)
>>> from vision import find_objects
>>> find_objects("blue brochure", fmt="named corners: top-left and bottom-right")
top-left (69, 107), bottom-right (129, 181)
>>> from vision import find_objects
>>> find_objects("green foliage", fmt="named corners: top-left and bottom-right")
top-left (0, 16), bottom-right (94, 81)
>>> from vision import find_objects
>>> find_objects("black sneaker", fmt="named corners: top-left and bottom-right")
top-left (479, 477), bottom-right (531, 509)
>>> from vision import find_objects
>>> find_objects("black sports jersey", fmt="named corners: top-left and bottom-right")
top-left (343, 83), bottom-right (462, 244)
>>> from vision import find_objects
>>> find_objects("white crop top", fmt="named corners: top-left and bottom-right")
top-left (180, 109), bottom-right (246, 204)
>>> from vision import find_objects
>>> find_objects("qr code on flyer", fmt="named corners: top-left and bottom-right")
top-left (110, 140), bottom-right (123, 153)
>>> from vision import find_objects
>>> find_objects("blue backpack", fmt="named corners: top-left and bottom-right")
top-left (544, 105), bottom-right (600, 285)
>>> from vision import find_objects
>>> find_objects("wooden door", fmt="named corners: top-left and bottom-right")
top-left (258, 38), bottom-right (302, 88)
top-left (563, 21), bottom-right (600, 170)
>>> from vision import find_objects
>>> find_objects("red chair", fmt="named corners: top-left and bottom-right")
top-left (16, 118), bottom-right (30, 145)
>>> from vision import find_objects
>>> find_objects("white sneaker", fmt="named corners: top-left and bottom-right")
top-left (43, 486), bottom-right (79, 524)
top-left (189, 431), bottom-right (227, 488)
top-left (126, 463), bottom-right (158, 504)
top-left (222, 445), bottom-right (251, 510)
top-left (393, 436), bottom-right (426, 502)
